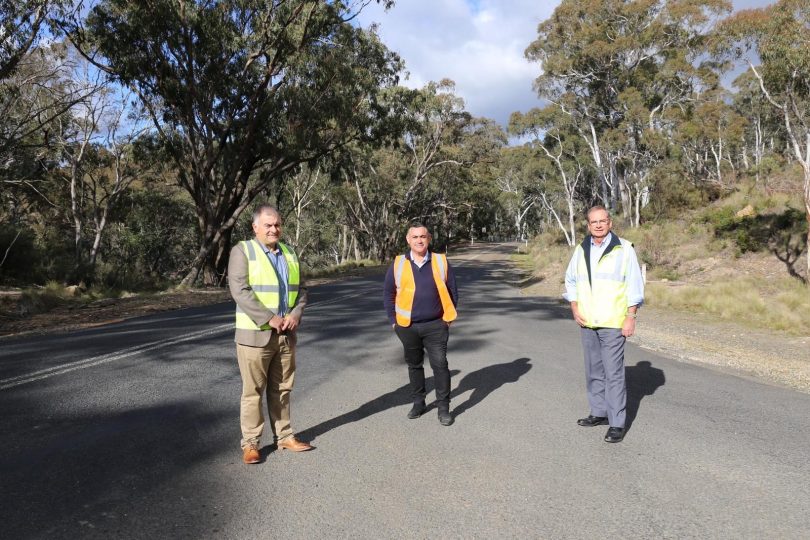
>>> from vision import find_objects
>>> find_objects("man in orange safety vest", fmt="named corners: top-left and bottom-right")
top-left (383, 223), bottom-right (458, 426)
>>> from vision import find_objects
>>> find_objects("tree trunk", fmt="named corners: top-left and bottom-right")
top-left (804, 165), bottom-right (810, 287)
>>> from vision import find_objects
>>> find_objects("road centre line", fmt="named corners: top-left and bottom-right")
top-left (0, 324), bottom-right (233, 391)
top-left (0, 291), bottom-right (368, 391)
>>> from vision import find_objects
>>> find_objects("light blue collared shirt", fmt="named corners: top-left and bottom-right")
top-left (260, 242), bottom-right (289, 316)
top-left (410, 250), bottom-right (431, 268)
top-left (563, 232), bottom-right (644, 308)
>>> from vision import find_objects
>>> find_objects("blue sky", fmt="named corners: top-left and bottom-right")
top-left (356, 0), bottom-right (776, 129)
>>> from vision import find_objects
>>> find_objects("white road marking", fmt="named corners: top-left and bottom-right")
top-left (1, 250), bottom-right (500, 391)
top-left (0, 290), bottom-right (373, 391)
top-left (0, 324), bottom-right (233, 390)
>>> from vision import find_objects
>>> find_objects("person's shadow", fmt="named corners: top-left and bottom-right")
top-left (451, 357), bottom-right (532, 417)
top-left (625, 360), bottom-right (666, 431)
top-left (297, 370), bottom-right (461, 443)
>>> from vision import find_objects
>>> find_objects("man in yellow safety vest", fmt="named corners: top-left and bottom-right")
top-left (384, 223), bottom-right (458, 426)
top-left (228, 204), bottom-right (313, 464)
top-left (564, 206), bottom-right (644, 444)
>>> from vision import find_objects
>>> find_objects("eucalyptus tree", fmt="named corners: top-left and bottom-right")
top-left (525, 0), bottom-right (731, 220)
top-left (731, 71), bottom-right (786, 185)
top-left (494, 146), bottom-right (539, 241)
top-left (51, 74), bottom-right (151, 281)
top-left (68, 0), bottom-right (402, 285)
top-left (0, 39), bottom-right (98, 282)
top-left (340, 80), bottom-right (504, 260)
top-left (1, 1), bottom-right (81, 175)
top-left (0, 0), bottom-right (75, 79)
top-left (673, 89), bottom-right (747, 187)
top-left (717, 0), bottom-right (810, 280)
top-left (510, 106), bottom-right (590, 245)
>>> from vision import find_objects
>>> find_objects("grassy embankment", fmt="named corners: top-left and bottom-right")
top-left (514, 188), bottom-right (810, 337)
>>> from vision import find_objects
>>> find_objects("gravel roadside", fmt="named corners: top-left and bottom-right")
top-left (628, 306), bottom-right (810, 393)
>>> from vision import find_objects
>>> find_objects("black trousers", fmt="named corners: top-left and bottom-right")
top-left (394, 319), bottom-right (451, 408)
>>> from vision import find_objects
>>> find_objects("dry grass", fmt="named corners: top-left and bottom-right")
top-left (524, 192), bottom-right (810, 337)
top-left (646, 276), bottom-right (810, 336)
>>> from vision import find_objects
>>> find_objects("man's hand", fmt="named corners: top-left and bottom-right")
top-left (571, 302), bottom-right (587, 327)
top-left (281, 313), bottom-right (301, 332)
top-left (268, 314), bottom-right (284, 332)
top-left (622, 317), bottom-right (636, 337)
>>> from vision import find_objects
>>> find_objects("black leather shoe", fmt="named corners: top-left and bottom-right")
top-left (577, 415), bottom-right (608, 427)
top-left (407, 402), bottom-right (426, 419)
top-left (438, 409), bottom-right (454, 426)
top-left (604, 427), bottom-right (625, 443)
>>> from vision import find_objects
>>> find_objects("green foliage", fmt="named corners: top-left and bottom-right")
top-left (702, 206), bottom-right (738, 230)
top-left (712, 208), bottom-right (806, 256)
top-left (76, 0), bottom-right (405, 285)
top-left (99, 190), bottom-right (197, 289)
top-left (0, 227), bottom-right (42, 285)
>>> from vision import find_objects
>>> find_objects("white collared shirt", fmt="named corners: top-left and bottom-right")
top-left (410, 250), bottom-right (431, 269)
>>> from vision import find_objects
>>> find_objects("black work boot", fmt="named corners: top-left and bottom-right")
top-left (437, 405), bottom-right (454, 426)
top-left (407, 401), bottom-right (426, 419)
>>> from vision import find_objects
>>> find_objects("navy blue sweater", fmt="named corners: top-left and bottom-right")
top-left (383, 251), bottom-right (458, 325)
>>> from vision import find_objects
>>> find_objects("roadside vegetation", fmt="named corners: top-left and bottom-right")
top-left (519, 181), bottom-right (810, 337)
top-left (2, 1), bottom-right (808, 330)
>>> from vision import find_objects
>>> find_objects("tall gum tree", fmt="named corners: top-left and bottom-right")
top-left (67, 0), bottom-right (402, 285)
top-left (510, 107), bottom-right (587, 245)
top-left (340, 80), bottom-right (503, 260)
top-left (524, 0), bottom-right (730, 222)
top-left (716, 0), bottom-right (810, 282)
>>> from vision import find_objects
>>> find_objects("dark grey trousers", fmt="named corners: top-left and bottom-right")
top-left (580, 327), bottom-right (626, 428)
top-left (394, 319), bottom-right (451, 408)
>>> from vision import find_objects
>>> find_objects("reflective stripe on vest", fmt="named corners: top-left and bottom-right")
top-left (235, 240), bottom-right (300, 331)
top-left (574, 239), bottom-right (631, 329)
top-left (393, 253), bottom-right (457, 327)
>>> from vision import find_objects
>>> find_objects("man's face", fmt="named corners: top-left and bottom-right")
top-left (406, 227), bottom-right (431, 257)
top-left (587, 209), bottom-right (612, 241)
top-left (252, 210), bottom-right (282, 248)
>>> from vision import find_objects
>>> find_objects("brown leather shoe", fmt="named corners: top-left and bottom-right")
top-left (277, 436), bottom-right (313, 452)
top-left (242, 444), bottom-right (261, 464)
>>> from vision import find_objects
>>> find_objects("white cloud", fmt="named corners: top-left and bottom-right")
top-left (356, 0), bottom-right (775, 129)
top-left (357, 0), bottom-right (555, 129)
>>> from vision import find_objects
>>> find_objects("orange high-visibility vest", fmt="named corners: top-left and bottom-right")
top-left (393, 252), bottom-right (457, 327)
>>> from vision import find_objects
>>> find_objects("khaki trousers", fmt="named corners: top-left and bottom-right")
top-left (236, 334), bottom-right (296, 448)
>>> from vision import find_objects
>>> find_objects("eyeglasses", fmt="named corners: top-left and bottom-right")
top-left (589, 219), bottom-right (609, 225)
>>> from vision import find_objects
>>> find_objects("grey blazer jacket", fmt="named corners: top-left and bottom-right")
top-left (227, 241), bottom-right (308, 347)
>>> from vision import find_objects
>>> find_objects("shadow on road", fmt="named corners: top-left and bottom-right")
top-left (0, 397), bottom-right (234, 539)
top-left (625, 360), bottom-right (666, 431)
top-left (298, 370), bottom-right (461, 442)
top-left (451, 358), bottom-right (532, 417)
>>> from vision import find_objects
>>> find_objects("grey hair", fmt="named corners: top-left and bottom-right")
top-left (253, 204), bottom-right (281, 224)
top-left (586, 205), bottom-right (610, 220)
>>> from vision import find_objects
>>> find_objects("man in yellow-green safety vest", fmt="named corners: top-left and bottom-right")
top-left (564, 206), bottom-right (644, 444)
top-left (228, 204), bottom-right (313, 464)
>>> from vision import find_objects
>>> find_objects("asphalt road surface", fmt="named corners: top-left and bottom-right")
top-left (2, 244), bottom-right (809, 539)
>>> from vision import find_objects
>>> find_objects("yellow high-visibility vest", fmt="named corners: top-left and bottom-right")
top-left (393, 253), bottom-right (457, 327)
top-left (574, 239), bottom-right (632, 329)
top-left (235, 240), bottom-right (300, 331)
